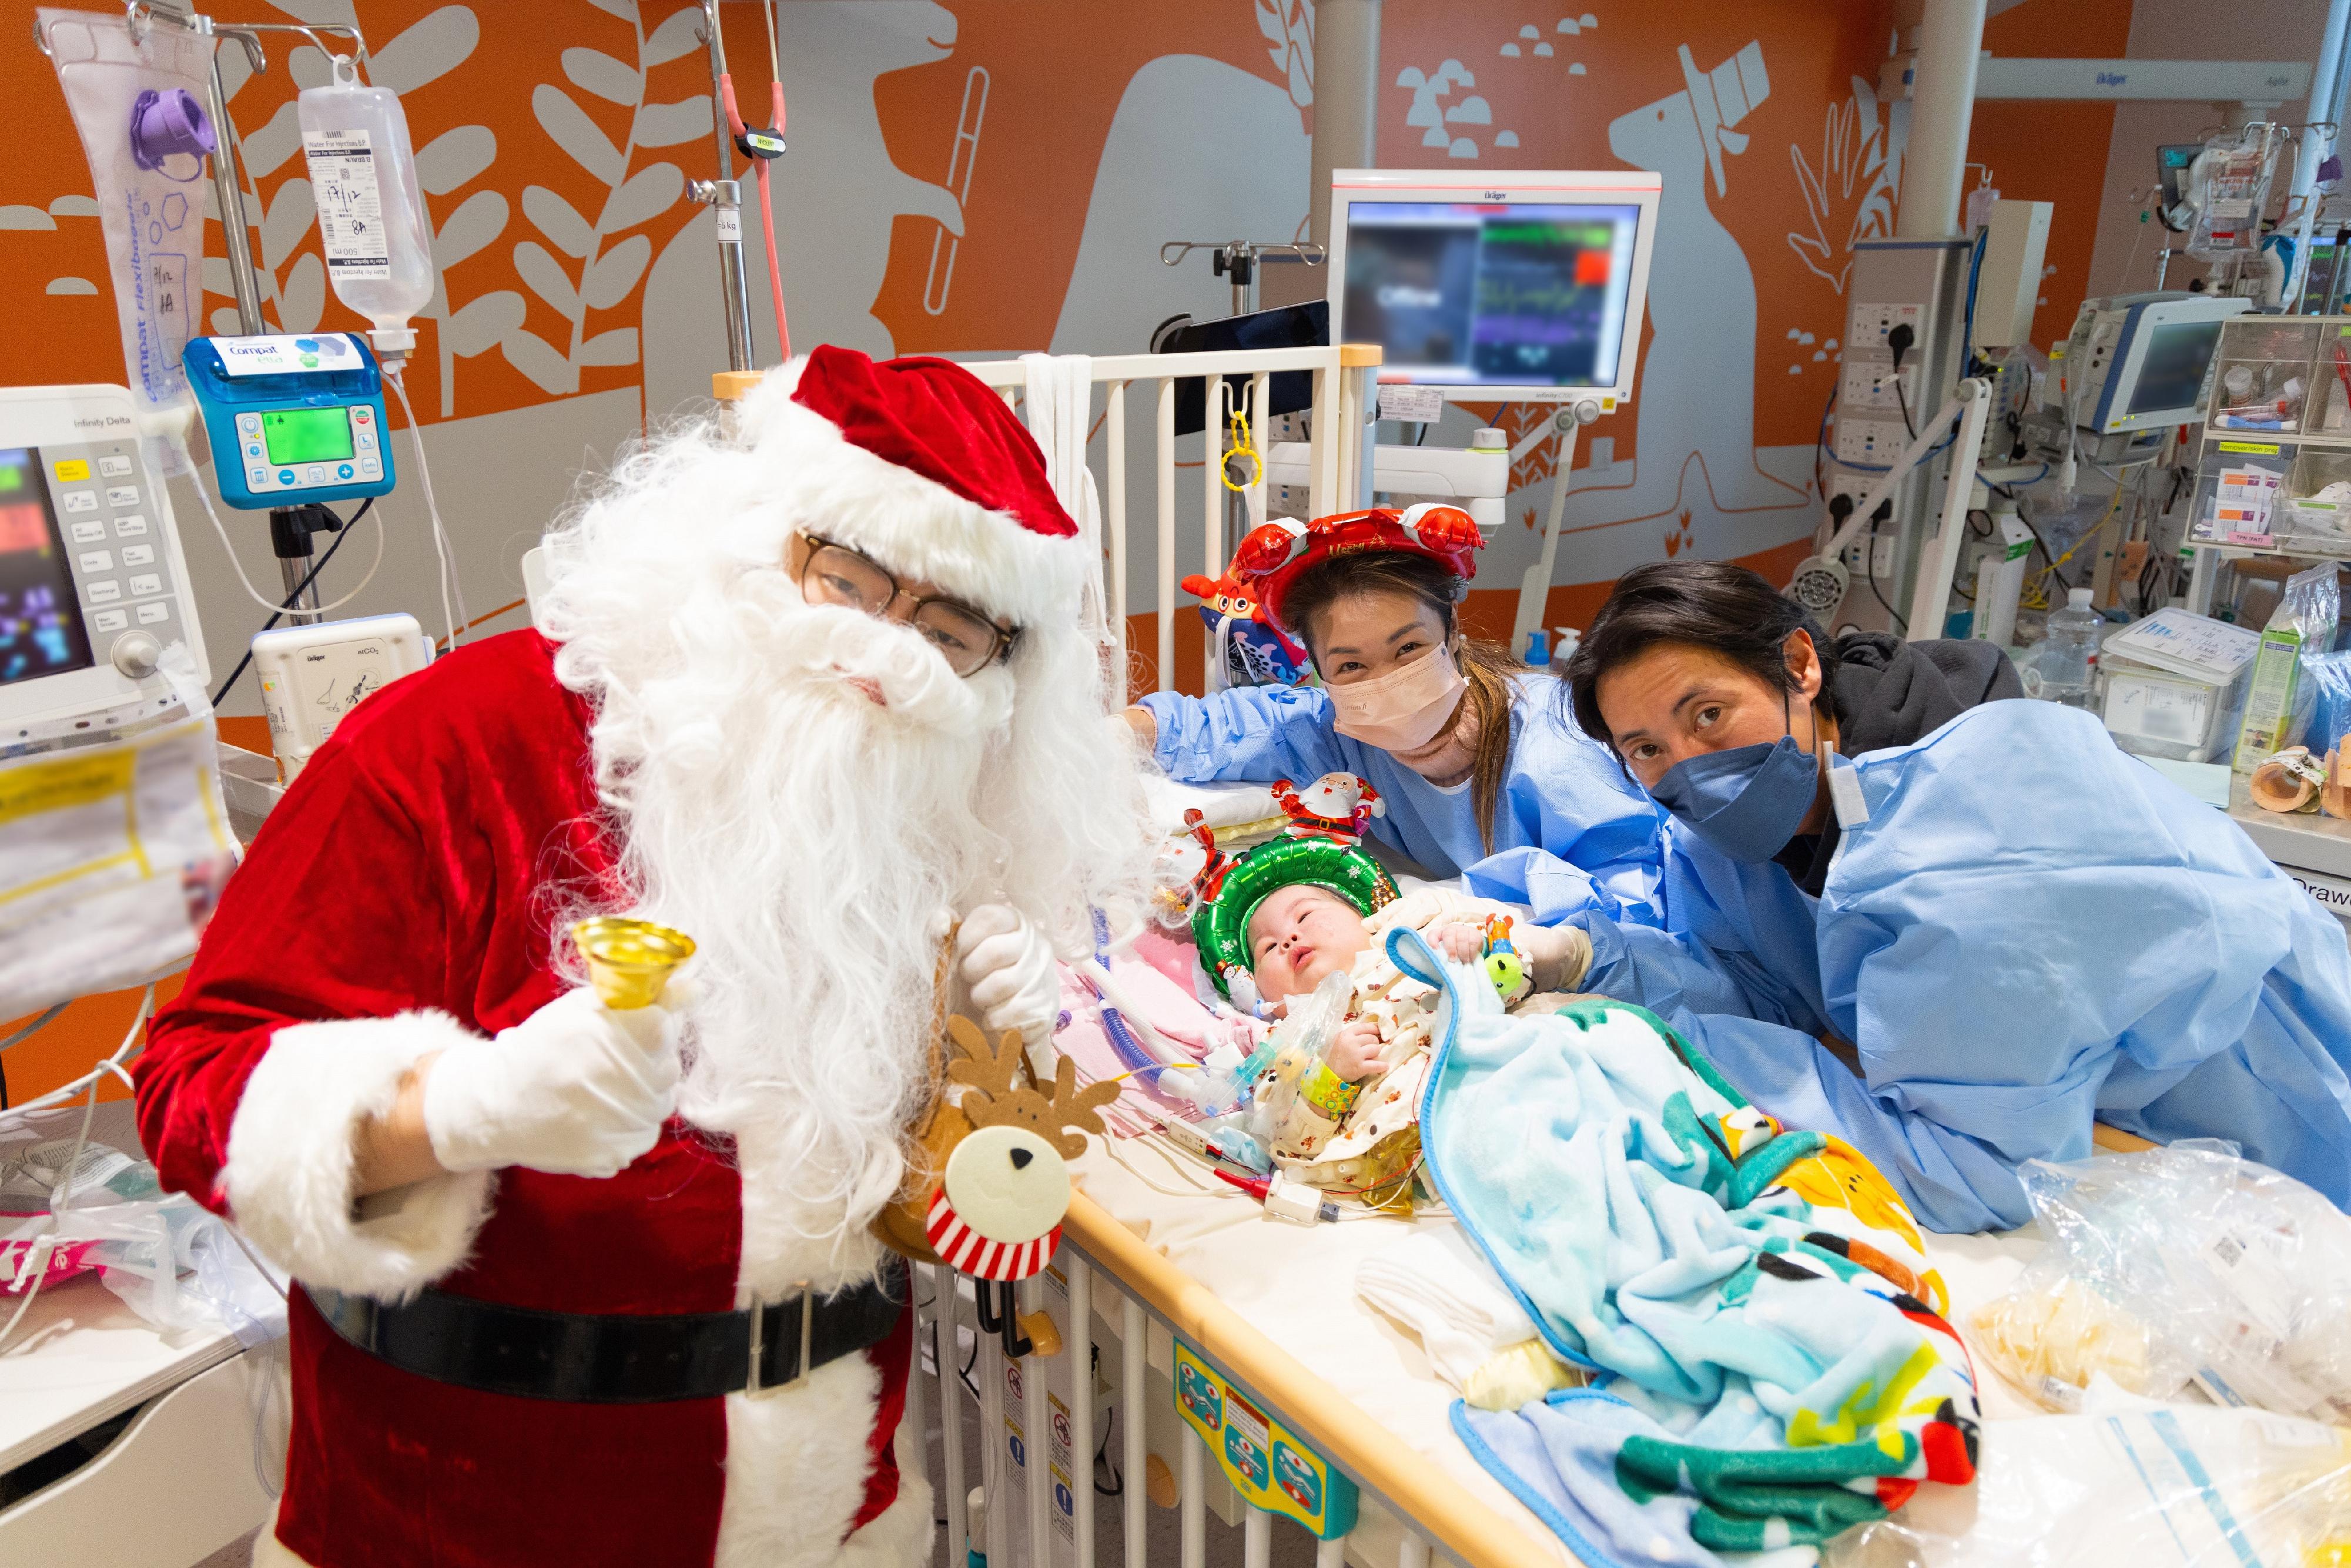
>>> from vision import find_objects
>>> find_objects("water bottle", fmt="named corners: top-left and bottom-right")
top-left (299, 56), bottom-right (434, 354)
top-left (2036, 588), bottom-right (2102, 708)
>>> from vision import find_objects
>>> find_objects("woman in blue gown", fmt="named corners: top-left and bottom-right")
top-left (1538, 559), bottom-right (2351, 1233)
top-left (1123, 508), bottom-right (1666, 925)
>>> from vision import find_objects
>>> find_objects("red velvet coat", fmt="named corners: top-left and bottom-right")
top-left (136, 631), bottom-right (922, 1568)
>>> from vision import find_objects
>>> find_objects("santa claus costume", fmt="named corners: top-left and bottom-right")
top-left (134, 347), bottom-right (1150, 1567)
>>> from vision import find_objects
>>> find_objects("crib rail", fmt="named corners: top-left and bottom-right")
top-left (909, 1192), bottom-right (1565, 1568)
top-left (950, 346), bottom-right (1382, 696)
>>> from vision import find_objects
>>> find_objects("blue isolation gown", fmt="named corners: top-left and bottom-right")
top-left (1140, 676), bottom-right (1667, 924)
top-left (1567, 698), bottom-right (2351, 1234)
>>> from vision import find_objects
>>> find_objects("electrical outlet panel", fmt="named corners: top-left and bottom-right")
top-left (1833, 417), bottom-right (1906, 467)
top-left (1839, 360), bottom-right (1916, 412)
top-left (1849, 300), bottom-right (1926, 351)
top-left (1873, 536), bottom-right (1895, 578)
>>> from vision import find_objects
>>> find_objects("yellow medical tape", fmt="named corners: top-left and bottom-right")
top-left (0, 748), bottom-right (136, 825)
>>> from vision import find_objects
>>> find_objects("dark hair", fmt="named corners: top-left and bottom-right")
top-left (1562, 560), bottom-right (1835, 748)
top-left (1281, 550), bottom-right (1521, 854)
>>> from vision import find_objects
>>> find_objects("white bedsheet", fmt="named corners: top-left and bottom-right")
top-left (1070, 1130), bottom-right (2054, 1566)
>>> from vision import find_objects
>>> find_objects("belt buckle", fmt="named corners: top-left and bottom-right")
top-left (745, 1283), bottom-right (813, 1399)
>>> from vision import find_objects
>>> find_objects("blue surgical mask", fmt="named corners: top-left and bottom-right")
top-left (1648, 698), bottom-right (1824, 862)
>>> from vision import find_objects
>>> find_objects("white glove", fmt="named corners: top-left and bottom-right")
top-left (421, 988), bottom-right (682, 1178)
top-left (956, 903), bottom-right (1061, 1049)
top-left (1513, 922), bottom-right (1595, 995)
top-left (1364, 886), bottom-right (1485, 936)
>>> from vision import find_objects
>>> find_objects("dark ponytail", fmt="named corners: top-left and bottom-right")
top-left (1282, 550), bottom-right (1521, 855)
top-left (1561, 561), bottom-right (1836, 749)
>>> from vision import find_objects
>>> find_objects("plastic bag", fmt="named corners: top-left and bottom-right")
top-left (2238, 561), bottom-right (2342, 773)
top-left (1, 1138), bottom-right (285, 1342)
top-left (1826, 1383), bottom-right (2351, 1568)
top-left (1968, 1141), bottom-right (2351, 1422)
top-left (1245, 969), bottom-right (1358, 1159)
top-left (2306, 649), bottom-right (2351, 757)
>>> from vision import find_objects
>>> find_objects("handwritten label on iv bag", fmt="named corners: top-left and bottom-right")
top-left (303, 129), bottom-right (390, 279)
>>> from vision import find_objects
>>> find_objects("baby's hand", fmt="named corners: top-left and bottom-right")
top-left (1326, 1017), bottom-right (1388, 1084)
top-left (1426, 921), bottom-right (1486, 964)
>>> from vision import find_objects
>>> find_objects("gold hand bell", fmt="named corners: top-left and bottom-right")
top-left (571, 917), bottom-right (697, 1010)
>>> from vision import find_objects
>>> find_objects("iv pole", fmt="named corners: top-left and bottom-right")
top-left (690, 0), bottom-right (754, 376)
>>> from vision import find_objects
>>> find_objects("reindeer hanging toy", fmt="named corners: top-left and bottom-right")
top-left (875, 953), bottom-right (1121, 1358)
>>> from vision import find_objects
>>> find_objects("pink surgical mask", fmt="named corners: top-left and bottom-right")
top-left (1325, 644), bottom-right (1467, 752)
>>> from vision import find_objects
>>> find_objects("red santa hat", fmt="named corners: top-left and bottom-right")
top-left (734, 345), bottom-right (1086, 631)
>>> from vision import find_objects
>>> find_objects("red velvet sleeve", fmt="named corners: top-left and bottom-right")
top-left (135, 747), bottom-right (452, 1216)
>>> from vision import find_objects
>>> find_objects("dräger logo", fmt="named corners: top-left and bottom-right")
top-left (2097, 71), bottom-right (2127, 86)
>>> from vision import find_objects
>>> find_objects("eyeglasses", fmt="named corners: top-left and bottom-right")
top-left (788, 532), bottom-right (1019, 678)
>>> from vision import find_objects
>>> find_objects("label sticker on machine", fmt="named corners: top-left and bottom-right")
top-left (303, 129), bottom-right (391, 279)
top-left (715, 206), bottom-right (742, 243)
top-left (1378, 385), bottom-right (1444, 423)
top-left (1171, 1341), bottom-right (1357, 1540)
top-left (211, 334), bottom-right (366, 378)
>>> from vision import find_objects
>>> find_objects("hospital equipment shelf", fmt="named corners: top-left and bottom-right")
top-left (0, 1102), bottom-right (273, 1566)
top-left (2228, 776), bottom-right (2351, 927)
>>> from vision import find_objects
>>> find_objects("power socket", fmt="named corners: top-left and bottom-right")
top-left (1838, 360), bottom-right (1915, 411)
top-left (1838, 536), bottom-right (1897, 579)
top-left (1850, 300), bottom-right (1926, 351)
top-left (1833, 417), bottom-right (1905, 467)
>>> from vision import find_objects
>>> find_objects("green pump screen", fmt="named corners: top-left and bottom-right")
top-left (261, 408), bottom-right (355, 465)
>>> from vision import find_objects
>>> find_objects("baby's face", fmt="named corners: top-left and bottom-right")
top-left (1246, 884), bottom-right (1371, 1007)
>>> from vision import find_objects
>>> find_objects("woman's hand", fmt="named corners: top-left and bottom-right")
top-left (1514, 922), bottom-right (1594, 994)
top-left (1364, 886), bottom-right (1482, 936)
top-left (1327, 1017), bottom-right (1388, 1083)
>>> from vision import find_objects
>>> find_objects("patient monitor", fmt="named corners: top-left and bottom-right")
top-left (0, 384), bottom-right (209, 732)
top-left (1325, 168), bottom-right (1659, 407)
top-left (1317, 169), bottom-right (1661, 649)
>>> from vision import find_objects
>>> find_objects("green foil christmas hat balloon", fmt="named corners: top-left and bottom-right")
top-left (1193, 835), bottom-right (1397, 998)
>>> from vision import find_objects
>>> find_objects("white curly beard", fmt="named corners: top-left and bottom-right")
top-left (535, 398), bottom-right (1153, 1272)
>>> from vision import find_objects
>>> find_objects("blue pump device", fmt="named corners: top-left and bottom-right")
top-left (183, 333), bottom-right (396, 510)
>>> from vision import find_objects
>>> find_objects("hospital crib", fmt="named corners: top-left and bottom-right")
top-left (906, 1208), bottom-right (1556, 1568)
top-left (878, 344), bottom-right (1566, 1568)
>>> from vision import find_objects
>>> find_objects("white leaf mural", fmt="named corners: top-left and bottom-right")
top-left (634, 99), bottom-right (714, 148)
top-left (501, 328), bottom-right (580, 394)
top-left (642, 7), bottom-right (707, 68)
top-left (416, 126), bottom-right (497, 196)
top-left (434, 191), bottom-right (509, 270)
top-left (577, 327), bottom-right (640, 367)
top-left (370, 6), bottom-right (481, 97)
top-left (524, 186), bottom-right (596, 259)
top-left (584, 234), bottom-right (652, 310)
top-left (535, 84), bottom-right (627, 185)
top-left (514, 239), bottom-right (582, 320)
top-left (562, 47), bottom-right (642, 106)
top-left (599, 164), bottom-right (684, 236)
top-left (445, 290), bottom-right (527, 357)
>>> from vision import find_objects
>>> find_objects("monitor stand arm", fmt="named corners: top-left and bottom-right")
top-left (1513, 402), bottom-right (1601, 656)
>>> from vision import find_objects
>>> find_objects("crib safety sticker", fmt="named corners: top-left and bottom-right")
top-left (1173, 1341), bottom-right (1358, 1539)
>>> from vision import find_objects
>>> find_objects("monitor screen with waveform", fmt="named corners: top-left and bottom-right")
top-left (1339, 202), bottom-right (1642, 391)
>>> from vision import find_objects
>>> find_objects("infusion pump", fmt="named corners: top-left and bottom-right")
top-left (0, 384), bottom-right (209, 733)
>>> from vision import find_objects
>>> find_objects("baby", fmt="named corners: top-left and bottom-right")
top-left (1243, 883), bottom-right (1579, 1083)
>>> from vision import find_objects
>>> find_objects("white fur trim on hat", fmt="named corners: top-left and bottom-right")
top-left (731, 361), bottom-right (1089, 632)
top-left (222, 1011), bottom-right (496, 1302)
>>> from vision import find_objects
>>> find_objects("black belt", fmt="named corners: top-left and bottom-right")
top-left (303, 1258), bottom-right (907, 1404)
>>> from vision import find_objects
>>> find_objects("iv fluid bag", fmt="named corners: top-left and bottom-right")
top-left (298, 59), bottom-right (433, 348)
top-left (36, 9), bottom-right (216, 466)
